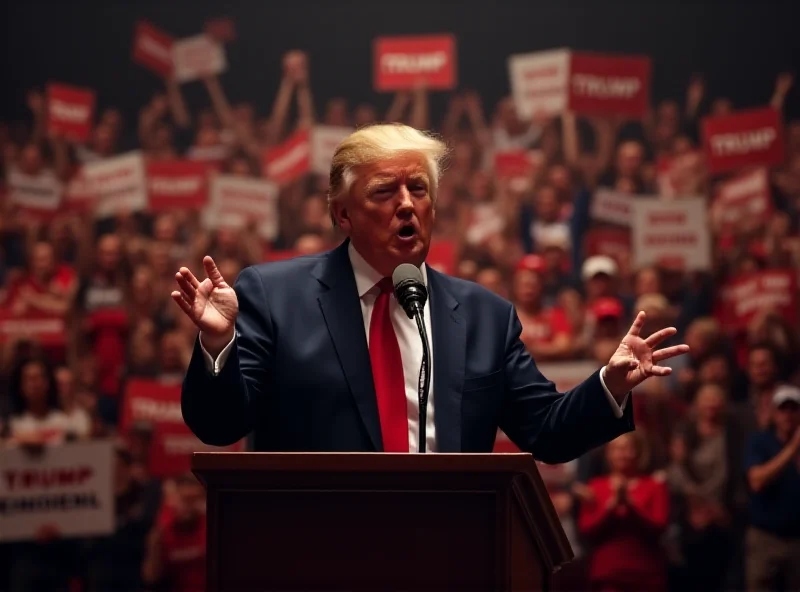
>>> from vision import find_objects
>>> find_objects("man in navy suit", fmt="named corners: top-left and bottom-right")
top-left (174, 124), bottom-right (688, 460)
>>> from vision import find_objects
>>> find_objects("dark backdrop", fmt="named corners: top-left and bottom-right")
top-left (1, 0), bottom-right (798, 126)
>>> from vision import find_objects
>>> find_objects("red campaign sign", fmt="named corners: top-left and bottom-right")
top-left (132, 20), bottom-right (174, 78)
top-left (0, 310), bottom-right (67, 348)
top-left (583, 227), bottom-right (631, 263)
top-left (568, 52), bottom-right (651, 118)
top-left (493, 150), bottom-right (543, 180)
top-left (718, 270), bottom-right (798, 332)
top-left (147, 160), bottom-right (213, 211)
top-left (712, 167), bottom-right (773, 233)
top-left (120, 380), bottom-right (243, 478)
top-left (263, 129), bottom-right (311, 184)
top-left (374, 34), bottom-right (456, 92)
top-left (204, 17), bottom-right (236, 43)
top-left (46, 84), bottom-right (96, 143)
top-left (702, 108), bottom-right (785, 174)
top-left (425, 240), bottom-right (457, 275)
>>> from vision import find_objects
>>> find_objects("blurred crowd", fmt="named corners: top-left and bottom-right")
top-left (1, 44), bottom-right (799, 592)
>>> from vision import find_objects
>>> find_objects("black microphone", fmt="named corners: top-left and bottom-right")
top-left (392, 264), bottom-right (431, 454)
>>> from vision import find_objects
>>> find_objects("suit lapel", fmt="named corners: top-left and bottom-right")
top-left (314, 241), bottom-right (383, 451)
top-left (427, 269), bottom-right (465, 452)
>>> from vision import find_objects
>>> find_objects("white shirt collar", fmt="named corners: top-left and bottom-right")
top-left (348, 242), bottom-right (428, 299)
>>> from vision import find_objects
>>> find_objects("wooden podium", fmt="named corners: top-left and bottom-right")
top-left (193, 453), bottom-right (573, 591)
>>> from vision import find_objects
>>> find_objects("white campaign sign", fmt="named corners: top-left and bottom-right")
top-left (83, 151), bottom-right (147, 217)
top-left (205, 175), bottom-right (279, 240)
top-left (590, 188), bottom-right (633, 226)
top-left (508, 49), bottom-right (570, 119)
top-left (631, 197), bottom-right (711, 270)
top-left (172, 35), bottom-right (227, 83)
top-left (0, 440), bottom-right (115, 542)
top-left (310, 126), bottom-right (353, 175)
top-left (7, 169), bottom-right (63, 212)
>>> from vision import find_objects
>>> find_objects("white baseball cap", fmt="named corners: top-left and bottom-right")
top-left (582, 255), bottom-right (618, 281)
top-left (773, 385), bottom-right (800, 407)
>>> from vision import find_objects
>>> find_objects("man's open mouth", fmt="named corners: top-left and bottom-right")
top-left (398, 224), bottom-right (416, 239)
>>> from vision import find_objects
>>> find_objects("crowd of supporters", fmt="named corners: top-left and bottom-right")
top-left (0, 41), bottom-right (799, 591)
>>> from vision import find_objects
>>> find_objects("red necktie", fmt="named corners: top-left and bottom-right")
top-left (369, 278), bottom-right (409, 452)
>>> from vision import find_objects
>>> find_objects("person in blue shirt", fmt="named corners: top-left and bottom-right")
top-left (744, 384), bottom-right (800, 592)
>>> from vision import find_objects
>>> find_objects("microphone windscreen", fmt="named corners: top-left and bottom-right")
top-left (392, 263), bottom-right (423, 289)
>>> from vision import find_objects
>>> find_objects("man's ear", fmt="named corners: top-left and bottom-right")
top-left (333, 202), bottom-right (351, 233)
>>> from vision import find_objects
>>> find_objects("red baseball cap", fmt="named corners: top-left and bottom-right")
top-left (515, 254), bottom-right (547, 274)
top-left (591, 297), bottom-right (623, 320)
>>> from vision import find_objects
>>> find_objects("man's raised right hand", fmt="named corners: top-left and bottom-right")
top-left (172, 256), bottom-right (238, 357)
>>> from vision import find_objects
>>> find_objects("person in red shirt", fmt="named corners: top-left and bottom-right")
top-left (511, 254), bottom-right (572, 360)
top-left (142, 473), bottom-right (207, 592)
top-left (579, 431), bottom-right (670, 592)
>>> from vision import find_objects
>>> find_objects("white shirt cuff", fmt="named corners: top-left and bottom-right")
top-left (199, 333), bottom-right (236, 376)
top-left (599, 366), bottom-right (629, 419)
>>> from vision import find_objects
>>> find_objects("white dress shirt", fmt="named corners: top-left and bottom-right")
top-left (201, 244), bottom-right (628, 452)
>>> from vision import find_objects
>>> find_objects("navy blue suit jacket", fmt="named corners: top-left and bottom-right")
top-left (181, 241), bottom-right (634, 462)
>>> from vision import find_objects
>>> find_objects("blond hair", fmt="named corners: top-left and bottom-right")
top-left (327, 123), bottom-right (449, 225)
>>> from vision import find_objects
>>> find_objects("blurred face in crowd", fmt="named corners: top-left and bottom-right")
top-left (195, 128), bottom-right (220, 148)
top-left (595, 315), bottom-right (622, 340)
top-left (534, 185), bottom-right (560, 223)
top-left (154, 214), bottom-right (178, 243)
top-left (673, 135), bottom-right (695, 155)
top-left (325, 98), bottom-right (349, 127)
top-left (542, 245), bottom-right (567, 275)
top-left (540, 123), bottom-right (562, 161)
top-left (695, 383), bottom-right (727, 424)
top-left (496, 97), bottom-right (525, 135)
top-left (711, 98), bottom-right (733, 116)
top-left (100, 108), bottom-right (123, 132)
top-left (152, 124), bottom-right (174, 152)
top-left (233, 103), bottom-right (254, 128)
top-left (55, 366), bottom-right (74, 405)
top-left (468, 170), bottom-right (492, 202)
top-left (160, 331), bottom-right (186, 373)
top-left (593, 339), bottom-right (619, 366)
top-left (30, 241), bottom-right (55, 280)
top-left (457, 259), bottom-right (478, 282)
top-left (586, 272), bottom-right (614, 301)
top-left (149, 241), bottom-right (173, 278)
top-left (174, 478), bottom-right (206, 526)
top-left (228, 157), bottom-right (253, 177)
top-left (614, 176), bottom-right (637, 194)
top-left (774, 400), bottom-right (800, 438)
top-left (198, 110), bottom-right (218, 130)
top-left (92, 124), bottom-right (116, 156)
top-left (511, 269), bottom-right (543, 310)
top-left (616, 141), bottom-right (644, 179)
top-left (301, 195), bottom-right (330, 232)
top-left (684, 319), bottom-right (718, 359)
top-left (131, 265), bottom-right (154, 304)
top-left (294, 233), bottom-right (326, 255)
top-left (215, 227), bottom-right (239, 254)
top-left (606, 433), bottom-right (640, 476)
top-left (475, 267), bottom-right (506, 298)
top-left (452, 139), bottom-right (476, 172)
top-left (19, 143), bottom-right (43, 176)
top-left (333, 153), bottom-right (434, 276)
top-left (354, 104), bottom-right (377, 128)
top-left (97, 234), bottom-right (122, 273)
top-left (21, 361), bottom-right (50, 412)
top-left (547, 165), bottom-right (572, 198)
top-left (698, 354), bottom-right (731, 386)
top-left (635, 267), bottom-right (660, 297)
top-left (748, 347), bottom-right (778, 389)
top-left (217, 259), bottom-right (242, 284)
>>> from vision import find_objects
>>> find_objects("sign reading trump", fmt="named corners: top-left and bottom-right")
top-left (0, 441), bottom-right (115, 542)
top-left (374, 34), bottom-right (456, 91)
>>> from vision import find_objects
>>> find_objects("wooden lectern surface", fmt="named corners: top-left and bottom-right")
top-left (193, 453), bottom-right (572, 592)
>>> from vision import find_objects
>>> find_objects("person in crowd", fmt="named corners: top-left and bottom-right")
top-left (142, 473), bottom-right (207, 592)
top-left (579, 431), bottom-right (670, 592)
top-left (744, 384), bottom-right (800, 592)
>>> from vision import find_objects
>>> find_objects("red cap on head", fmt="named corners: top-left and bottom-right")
top-left (515, 254), bottom-right (546, 274)
top-left (591, 297), bottom-right (623, 320)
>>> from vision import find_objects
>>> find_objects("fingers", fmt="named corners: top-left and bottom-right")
top-left (648, 365), bottom-right (673, 377)
top-left (627, 311), bottom-right (646, 337)
top-left (177, 267), bottom-right (200, 289)
top-left (171, 291), bottom-right (192, 316)
top-left (175, 273), bottom-right (197, 299)
top-left (645, 327), bottom-right (678, 348)
top-left (652, 344), bottom-right (691, 363)
top-left (203, 256), bottom-right (227, 287)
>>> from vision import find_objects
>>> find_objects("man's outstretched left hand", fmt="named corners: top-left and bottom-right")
top-left (604, 311), bottom-right (690, 399)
